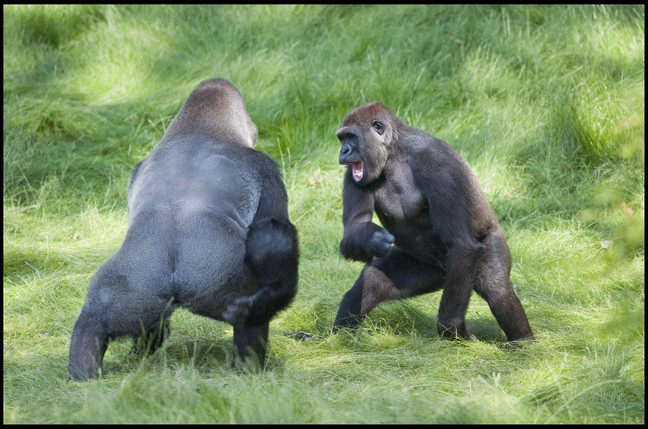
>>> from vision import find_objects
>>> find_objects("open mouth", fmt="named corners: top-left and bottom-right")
top-left (351, 161), bottom-right (363, 182)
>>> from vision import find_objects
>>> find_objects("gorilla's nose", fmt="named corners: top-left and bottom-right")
top-left (340, 143), bottom-right (353, 157)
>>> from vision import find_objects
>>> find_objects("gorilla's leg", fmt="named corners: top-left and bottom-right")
top-left (436, 244), bottom-right (483, 340)
top-left (68, 311), bottom-right (109, 381)
top-left (333, 249), bottom-right (445, 332)
top-left (473, 228), bottom-right (534, 342)
top-left (232, 323), bottom-right (269, 370)
top-left (223, 217), bottom-right (298, 328)
top-left (69, 257), bottom-right (174, 380)
top-left (131, 318), bottom-right (171, 355)
top-left (70, 300), bottom-right (172, 380)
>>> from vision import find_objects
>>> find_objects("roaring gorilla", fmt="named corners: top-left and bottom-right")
top-left (333, 102), bottom-right (533, 343)
top-left (68, 78), bottom-right (298, 381)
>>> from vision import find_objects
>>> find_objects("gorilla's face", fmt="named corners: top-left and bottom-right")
top-left (336, 102), bottom-right (395, 186)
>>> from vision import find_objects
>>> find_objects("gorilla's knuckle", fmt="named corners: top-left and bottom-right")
top-left (369, 229), bottom-right (394, 255)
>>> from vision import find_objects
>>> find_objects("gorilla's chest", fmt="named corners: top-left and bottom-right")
top-left (373, 169), bottom-right (427, 226)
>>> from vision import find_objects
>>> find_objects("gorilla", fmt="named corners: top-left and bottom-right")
top-left (68, 78), bottom-right (299, 381)
top-left (333, 101), bottom-right (534, 344)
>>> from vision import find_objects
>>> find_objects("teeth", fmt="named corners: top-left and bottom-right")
top-left (352, 162), bottom-right (363, 182)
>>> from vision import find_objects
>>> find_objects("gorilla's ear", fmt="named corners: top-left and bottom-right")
top-left (247, 117), bottom-right (258, 148)
top-left (378, 118), bottom-right (397, 146)
top-left (389, 124), bottom-right (399, 144)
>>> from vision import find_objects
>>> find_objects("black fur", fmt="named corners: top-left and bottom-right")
top-left (333, 102), bottom-right (533, 343)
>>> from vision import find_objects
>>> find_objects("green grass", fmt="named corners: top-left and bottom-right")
top-left (3, 4), bottom-right (644, 424)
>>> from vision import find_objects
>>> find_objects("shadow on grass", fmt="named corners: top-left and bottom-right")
top-left (311, 299), bottom-right (511, 344)
top-left (83, 331), bottom-right (238, 380)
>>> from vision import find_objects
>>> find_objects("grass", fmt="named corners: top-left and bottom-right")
top-left (3, 4), bottom-right (644, 424)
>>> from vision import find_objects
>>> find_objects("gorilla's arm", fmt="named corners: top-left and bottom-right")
top-left (414, 151), bottom-right (485, 252)
top-left (223, 153), bottom-right (298, 327)
top-left (339, 172), bottom-right (394, 263)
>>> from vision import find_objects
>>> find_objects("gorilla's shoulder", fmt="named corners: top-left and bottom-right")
top-left (248, 148), bottom-right (279, 166)
top-left (401, 128), bottom-right (443, 152)
top-left (243, 149), bottom-right (281, 177)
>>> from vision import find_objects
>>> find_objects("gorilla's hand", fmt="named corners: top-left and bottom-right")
top-left (223, 296), bottom-right (253, 326)
top-left (223, 291), bottom-right (273, 328)
top-left (369, 228), bottom-right (394, 257)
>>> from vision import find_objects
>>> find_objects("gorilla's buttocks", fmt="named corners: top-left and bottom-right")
top-left (68, 78), bottom-right (298, 381)
top-left (334, 102), bottom-right (533, 343)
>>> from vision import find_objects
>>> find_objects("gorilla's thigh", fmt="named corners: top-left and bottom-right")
top-left (473, 227), bottom-right (511, 296)
top-left (360, 249), bottom-right (445, 313)
top-left (173, 236), bottom-right (253, 320)
top-left (92, 258), bottom-right (174, 337)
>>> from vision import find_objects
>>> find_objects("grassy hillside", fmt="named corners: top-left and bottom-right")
top-left (3, 4), bottom-right (644, 424)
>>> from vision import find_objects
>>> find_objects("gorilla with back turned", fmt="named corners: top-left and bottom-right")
top-left (68, 78), bottom-right (298, 381)
top-left (333, 101), bottom-right (534, 343)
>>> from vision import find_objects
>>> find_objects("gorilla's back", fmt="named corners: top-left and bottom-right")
top-left (122, 136), bottom-right (261, 317)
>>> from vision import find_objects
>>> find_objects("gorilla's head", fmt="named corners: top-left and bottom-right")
top-left (165, 78), bottom-right (258, 148)
top-left (336, 102), bottom-right (398, 186)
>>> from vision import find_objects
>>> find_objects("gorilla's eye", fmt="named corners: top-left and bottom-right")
top-left (372, 121), bottom-right (384, 135)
